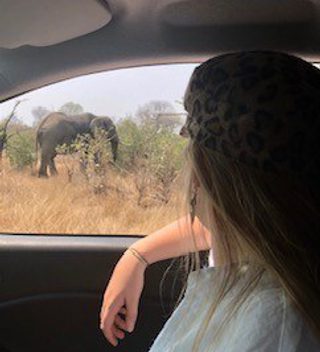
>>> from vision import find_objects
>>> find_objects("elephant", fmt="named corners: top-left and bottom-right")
top-left (35, 112), bottom-right (119, 177)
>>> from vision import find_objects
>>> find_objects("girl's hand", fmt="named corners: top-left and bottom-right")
top-left (99, 249), bottom-right (147, 347)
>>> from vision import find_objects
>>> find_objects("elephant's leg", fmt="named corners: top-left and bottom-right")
top-left (49, 157), bottom-right (58, 176)
top-left (38, 154), bottom-right (49, 178)
top-left (111, 137), bottom-right (119, 162)
top-left (94, 151), bottom-right (101, 165)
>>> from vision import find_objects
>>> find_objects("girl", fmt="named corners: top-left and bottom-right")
top-left (99, 51), bottom-right (320, 351)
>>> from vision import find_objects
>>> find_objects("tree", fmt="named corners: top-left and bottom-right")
top-left (59, 102), bottom-right (84, 115)
top-left (32, 106), bottom-right (50, 127)
top-left (136, 100), bottom-right (181, 131)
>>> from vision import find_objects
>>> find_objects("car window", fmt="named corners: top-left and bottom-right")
top-left (0, 64), bottom-right (198, 236)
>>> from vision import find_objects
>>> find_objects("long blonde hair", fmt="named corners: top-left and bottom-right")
top-left (168, 139), bottom-right (320, 351)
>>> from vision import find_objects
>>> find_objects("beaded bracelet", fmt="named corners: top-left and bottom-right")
top-left (127, 247), bottom-right (150, 267)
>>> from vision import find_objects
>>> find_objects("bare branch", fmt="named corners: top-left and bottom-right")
top-left (3, 99), bottom-right (26, 131)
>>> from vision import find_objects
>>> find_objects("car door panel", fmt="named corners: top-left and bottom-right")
top-left (0, 234), bottom-right (186, 352)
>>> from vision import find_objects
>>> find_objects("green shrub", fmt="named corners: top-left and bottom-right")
top-left (56, 130), bottom-right (112, 192)
top-left (116, 118), bottom-right (144, 168)
top-left (6, 130), bottom-right (36, 170)
top-left (116, 117), bottom-right (187, 204)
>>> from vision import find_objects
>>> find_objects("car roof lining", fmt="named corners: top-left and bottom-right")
top-left (0, 0), bottom-right (112, 49)
top-left (1, 0), bottom-right (320, 102)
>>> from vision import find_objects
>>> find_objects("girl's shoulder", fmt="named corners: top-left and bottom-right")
top-left (227, 267), bottom-right (319, 352)
top-left (186, 264), bottom-right (320, 351)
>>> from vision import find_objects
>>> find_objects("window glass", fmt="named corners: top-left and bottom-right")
top-left (0, 64), bottom-right (197, 235)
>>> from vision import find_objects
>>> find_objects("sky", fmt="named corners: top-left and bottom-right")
top-left (0, 63), bottom-right (198, 126)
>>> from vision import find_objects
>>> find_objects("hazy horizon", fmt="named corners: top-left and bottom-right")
top-left (0, 63), bottom-right (198, 126)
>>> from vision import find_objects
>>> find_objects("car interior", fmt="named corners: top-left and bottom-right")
top-left (1, 0), bottom-right (320, 351)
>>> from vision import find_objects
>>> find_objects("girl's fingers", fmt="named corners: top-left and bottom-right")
top-left (112, 324), bottom-right (125, 340)
top-left (100, 304), bottom-right (127, 327)
top-left (100, 300), bottom-right (124, 346)
top-left (102, 326), bottom-right (118, 347)
top-left (100, 298), bottom-right (122, 324)
top-left (114, 314), bottom-right (128, 331)
top-left (99, 298), bottom-right (132, 347)
top-left (125, 299), bottom-right (138, 332)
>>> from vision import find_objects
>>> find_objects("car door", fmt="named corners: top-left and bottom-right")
top-left (0, 233), bottom-right (195, 352)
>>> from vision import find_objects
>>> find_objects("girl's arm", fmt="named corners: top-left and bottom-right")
top-left (100, 215), bottom-right (212, 346)
top-left (125, 215), bottom-right (212, 266)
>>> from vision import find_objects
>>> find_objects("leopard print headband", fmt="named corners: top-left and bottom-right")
top-left (181, 51), bottom-right (320, 184)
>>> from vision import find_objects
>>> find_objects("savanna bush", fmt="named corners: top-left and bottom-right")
top-left (6, 130), bottom-right (36, 170)
top-left (56, 129), bottom-right (112, 192)
top-left (116, 117), bottom-right (187, 205)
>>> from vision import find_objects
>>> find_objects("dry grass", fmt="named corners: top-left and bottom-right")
top-left (0, 157), bottom-right (183, 235)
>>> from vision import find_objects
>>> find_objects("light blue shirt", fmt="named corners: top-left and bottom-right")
top-left (148, 263), bottom-right (320, 351)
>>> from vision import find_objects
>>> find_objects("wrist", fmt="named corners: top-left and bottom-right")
top-left (123, 248), bottom-right (149, 271)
